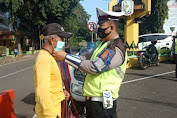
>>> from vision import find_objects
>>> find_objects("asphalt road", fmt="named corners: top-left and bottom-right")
top-left (119, 61), bottom-right (177, 118)
top-left (0, 58), bottom-right (35, 118)
top-left (0, 57), bottom-right (177, 118)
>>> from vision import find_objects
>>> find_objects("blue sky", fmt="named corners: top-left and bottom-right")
top-left (80, 0), bottom-right (111, 23)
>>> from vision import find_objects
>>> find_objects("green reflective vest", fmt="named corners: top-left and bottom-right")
top-left (83, 40), bottom-right (127, 99)
top-left (175, 38), bottom-right (177, 54)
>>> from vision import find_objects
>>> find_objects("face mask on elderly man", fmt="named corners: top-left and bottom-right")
top-left (53, 41), bottom-right (65, 51)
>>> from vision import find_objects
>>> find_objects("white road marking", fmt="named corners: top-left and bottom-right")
top-left (122, 71), bottom-right (175, 84)
top-left (0, 66), bottom-right (33, 80)
top-left (0, 66), bottom-right (175, 84)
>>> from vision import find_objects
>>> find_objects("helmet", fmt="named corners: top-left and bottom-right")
top-left (151, 40), bottom-right (157, 45)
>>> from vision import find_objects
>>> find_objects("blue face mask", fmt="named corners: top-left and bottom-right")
top-left (54, 41), bottom-right (65, 51)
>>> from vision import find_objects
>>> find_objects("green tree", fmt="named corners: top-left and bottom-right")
top-left (0, 0), bottom-right (24, 56)
top-left (117, 19), bottom-right (125, 41)
top-left (140, 0), bottom-right (168, 34)
top-left (0, 0), bottom-right (82, 56)
top-left (62, 3), bottom-right (91, 47)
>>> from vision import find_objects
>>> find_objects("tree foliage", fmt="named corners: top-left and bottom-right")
top-left (117, 19), bottom-right (125, 40)
top-left (62, 3), bottom-right (91, 46)
top-left (140, 0), bottom-right (168, 34)
top-left (0, 0), bottom-right (91, 49)
top-left (0, 0), bottom-right (80, 26)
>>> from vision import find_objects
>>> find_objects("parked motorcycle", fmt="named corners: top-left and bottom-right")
top-left (137, 41), bottom-right (159, 70)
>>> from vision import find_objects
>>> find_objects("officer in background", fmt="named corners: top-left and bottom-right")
top-left (52, 8), bottom-right (127, 118)
top-left (172, 34), bottom-right (177, 78)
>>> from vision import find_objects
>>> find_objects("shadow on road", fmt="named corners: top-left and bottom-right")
top-left (127, 60), bottom-right (175, 71)
top-left (160, 60), bottom-right (175, 64)
top-left (21, 93), bottom-right (35, 105)
top-left (126, 72), bottom-right (152, 77)
top-left (16, 114), bottom-right (27, 118)
top-left (119, 97), bottom-right (177, 109)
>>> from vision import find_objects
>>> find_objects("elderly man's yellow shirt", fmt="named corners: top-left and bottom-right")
top-left (33, 49), bottom-right (65, 118)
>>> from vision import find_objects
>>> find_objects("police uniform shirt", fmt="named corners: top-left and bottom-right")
top-left (79, 35), bottom-right (125, 74)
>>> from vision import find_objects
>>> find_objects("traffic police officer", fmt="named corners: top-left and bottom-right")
top-left (173, 35), bottom-right (177, 78)
top-left (52, 8), bottom-right (127, 118)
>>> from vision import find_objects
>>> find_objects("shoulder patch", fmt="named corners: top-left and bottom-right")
top-left (92, 48), bottom-right (116, 73)
top-left (101, 49), bottom-right (112, 60)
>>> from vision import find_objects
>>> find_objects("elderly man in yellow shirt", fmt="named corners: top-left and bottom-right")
top-left (33, 23), bottom-right (71, 118)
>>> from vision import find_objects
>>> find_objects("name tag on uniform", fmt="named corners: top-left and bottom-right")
top-left (103, 90), bottom-right (113, 109)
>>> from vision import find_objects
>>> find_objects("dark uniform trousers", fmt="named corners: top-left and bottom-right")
top-left (175, 54), bottom-right (177, 78)
top-left (85, 99), bottom-right (117, 118)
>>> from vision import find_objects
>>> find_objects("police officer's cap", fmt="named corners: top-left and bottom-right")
top-left (96, 8), bottom-right (125, 25)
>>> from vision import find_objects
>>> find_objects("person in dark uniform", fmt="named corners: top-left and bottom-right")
top-left (172, 35), bottom-right (177, 78)
top-left (52, 8), bottom-right (127, 118)
top-left (147, 40), bottom-right (158, 63)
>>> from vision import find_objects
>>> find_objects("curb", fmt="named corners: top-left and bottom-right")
top-left (0, 54), bottom-right (37, 66)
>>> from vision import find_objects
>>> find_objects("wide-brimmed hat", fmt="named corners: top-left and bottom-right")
top-left (42, 23), bottom-right (72, 38)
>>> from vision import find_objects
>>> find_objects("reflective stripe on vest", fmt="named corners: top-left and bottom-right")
top-left (175, 38), bottom-right (177, 54)
top-left (115, 52), bottom-right (127, 80)
top-left (115, 67), bottom-right (124, 79)
top-left (83, 40), bottom-right (127, 99)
